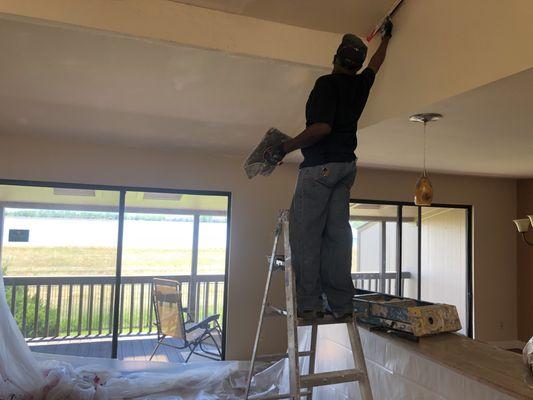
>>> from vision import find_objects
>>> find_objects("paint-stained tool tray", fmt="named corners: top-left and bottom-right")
top-left (353, 289), bottom-right (462, 338)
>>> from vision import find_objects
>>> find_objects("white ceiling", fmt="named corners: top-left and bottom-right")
top-left (1, 16), bottom-right (533, 178)
top-left (170, 0), bottom-right (397, 36)
top-left (358, 67), bottom-right (533, 177)
top-left (0, 16), bottom-right (325, 152)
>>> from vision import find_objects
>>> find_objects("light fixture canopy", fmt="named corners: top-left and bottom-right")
top-left (410, 113), bottom-right (442, 206)
top-left (514, 216), bottom-right (533, 246)
top-left (514, 218), bottom-right (531, 233)
top-left (409, 113), bottom-right (443, 124)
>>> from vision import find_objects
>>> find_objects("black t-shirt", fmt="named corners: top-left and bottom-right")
top-left (300, 68), bottom-right (375, 168)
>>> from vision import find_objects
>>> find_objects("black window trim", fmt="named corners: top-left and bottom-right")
top-left (351, 198), bottom-right (473, 338)
top-left (0, 178), bottom-right (232, 359)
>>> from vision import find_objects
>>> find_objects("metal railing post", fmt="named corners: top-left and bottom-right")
top-left (188, 214), bottom-right (200, 320)
top-left (111, 190), bottom-right (126, 358)
top-left (380, 221), bottom-right (387, 293)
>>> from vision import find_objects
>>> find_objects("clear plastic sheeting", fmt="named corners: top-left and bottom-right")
top-left (243, 128), bottom-right (291, 179)
top-left (273, 325), bottom-right (520, 400)
top-left (0, 267), bottom-right (283, 400)
top-left (39, 360), bottom-right (246, 399)
top-left (0, 267), bottom-right (45, 399)
top-left (0, 263), bottom-right (522, 399)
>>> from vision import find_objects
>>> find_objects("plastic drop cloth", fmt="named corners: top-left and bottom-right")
top-left (267, 325), bottom-right (520, 400)
top-left (0, 261), bottom-right (522, 399)
top-left (0, 267), bottom-right (284, 400)
top-left (243, 128), bottom-right (291, 179)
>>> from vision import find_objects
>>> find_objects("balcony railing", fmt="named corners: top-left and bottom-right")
top-left (3, 271), bottom-right (410, 341)
top-left (3, 274), bottom-right (225, 341)
top-left (352, 271), bottom-right (411, 294)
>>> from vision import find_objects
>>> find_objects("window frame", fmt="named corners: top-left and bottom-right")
top-left (351, 199), bottom-right (473, 338)
top-left (0, 178), bottom-right (232, 359)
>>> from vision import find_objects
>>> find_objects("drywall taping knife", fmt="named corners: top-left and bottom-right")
top-left (366, 0), bottom-right (404, 42)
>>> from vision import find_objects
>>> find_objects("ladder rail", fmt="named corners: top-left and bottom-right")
top-left (281, 211), bottom-right (301, 399)
top-left (248, 389), bottom-right (312, 400)
top-left (306, 324), bottom-right (318, 399)
top-left (347, 321), bottom-right (373, 399)
top-left (244, 212), bottom-right (284, 399)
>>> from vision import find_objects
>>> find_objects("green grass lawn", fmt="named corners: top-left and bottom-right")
top-left (2, 246), bottom-right (227, 338)
top-left (2, 246), bottom-right (226, 276)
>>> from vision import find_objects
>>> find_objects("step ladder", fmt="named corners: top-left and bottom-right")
top-left (244, 210), bottom-right (373, 400)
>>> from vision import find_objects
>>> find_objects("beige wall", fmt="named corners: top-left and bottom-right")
top-left (0, 133), bottom-right (517, 358)
top-left (517, 180), bottom-right (533, 341)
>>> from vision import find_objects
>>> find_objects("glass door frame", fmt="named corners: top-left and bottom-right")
top-left (351, 198), bottom-right (473, 338)
top-left (0, 178), bottom-right (232, 359)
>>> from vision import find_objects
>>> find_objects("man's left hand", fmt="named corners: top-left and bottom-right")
top-left (264, 143), bottom-right (286, 166)
top-left (381, 18), bottom-right (393, 39)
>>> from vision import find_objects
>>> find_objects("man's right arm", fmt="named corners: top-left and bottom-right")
top-left (263, 123), bottom-right (331, 166)
top-left (264, 77), bottom-right (336, 165)
top-left (281, 123), bottom-right (332, 154)
top-left (367, 19), bottom-right (393, 74)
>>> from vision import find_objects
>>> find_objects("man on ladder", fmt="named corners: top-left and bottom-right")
top-left (247, 21), bottom-right (394, 400)
top-left (266, 20), bottom-right (393, 320)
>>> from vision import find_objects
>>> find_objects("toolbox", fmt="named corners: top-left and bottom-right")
top-left (353, 289), bottom-right (462, 338)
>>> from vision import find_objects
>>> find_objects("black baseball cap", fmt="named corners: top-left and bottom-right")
top-left (334, 34), bottom-right (367, 71)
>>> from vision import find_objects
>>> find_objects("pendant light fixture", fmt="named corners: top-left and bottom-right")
top-left (409, 113), bottom-right (442, 206)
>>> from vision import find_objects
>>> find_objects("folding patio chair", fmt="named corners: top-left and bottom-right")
top-left (149, 278), bottom-right (222, 362)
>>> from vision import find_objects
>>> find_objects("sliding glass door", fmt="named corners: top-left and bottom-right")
top-left (350, 199), bottom-right (472, 337)
top-left (0, 184), bottom-right (120, 358)
top-left (350, 203), bottom-right (399, 295)
top-left (0, 181), bottom-right (231, 360)
top-left (118, 191), bottom-right (228, 362)
top-left (421, 207), bottom-right (468, 335)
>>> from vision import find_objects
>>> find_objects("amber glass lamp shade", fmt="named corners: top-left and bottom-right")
top-left (414, 170), bottom-right (433, 206)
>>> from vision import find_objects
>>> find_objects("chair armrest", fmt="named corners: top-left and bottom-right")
top-left (185, 314), bottom-right (220, 332)
top-left (201, 314), bottom-right (220, 325)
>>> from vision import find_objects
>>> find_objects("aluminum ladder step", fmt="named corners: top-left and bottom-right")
top-left (248, 369), bottom-right (365, 400)
top-left (266, 306), bottom-right (356, 326)
top-left (300, 368), bottom-right (365, 388)
top-left (298, 314), bottom-right (354, 326)
top-left (247, 390), bottom-right (312, 400)
top-left (256, 350), bottom-right (313, 362)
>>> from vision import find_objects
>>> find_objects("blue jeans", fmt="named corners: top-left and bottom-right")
top-left (289, 161), bottom-right (357, 314)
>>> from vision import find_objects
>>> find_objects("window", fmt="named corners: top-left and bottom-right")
top-left (350, 200), bottom-right (472, 337)
top-left (0, 181), bottom-right (231, 360)
top-left (350, 204), bottom-right (399, 294)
